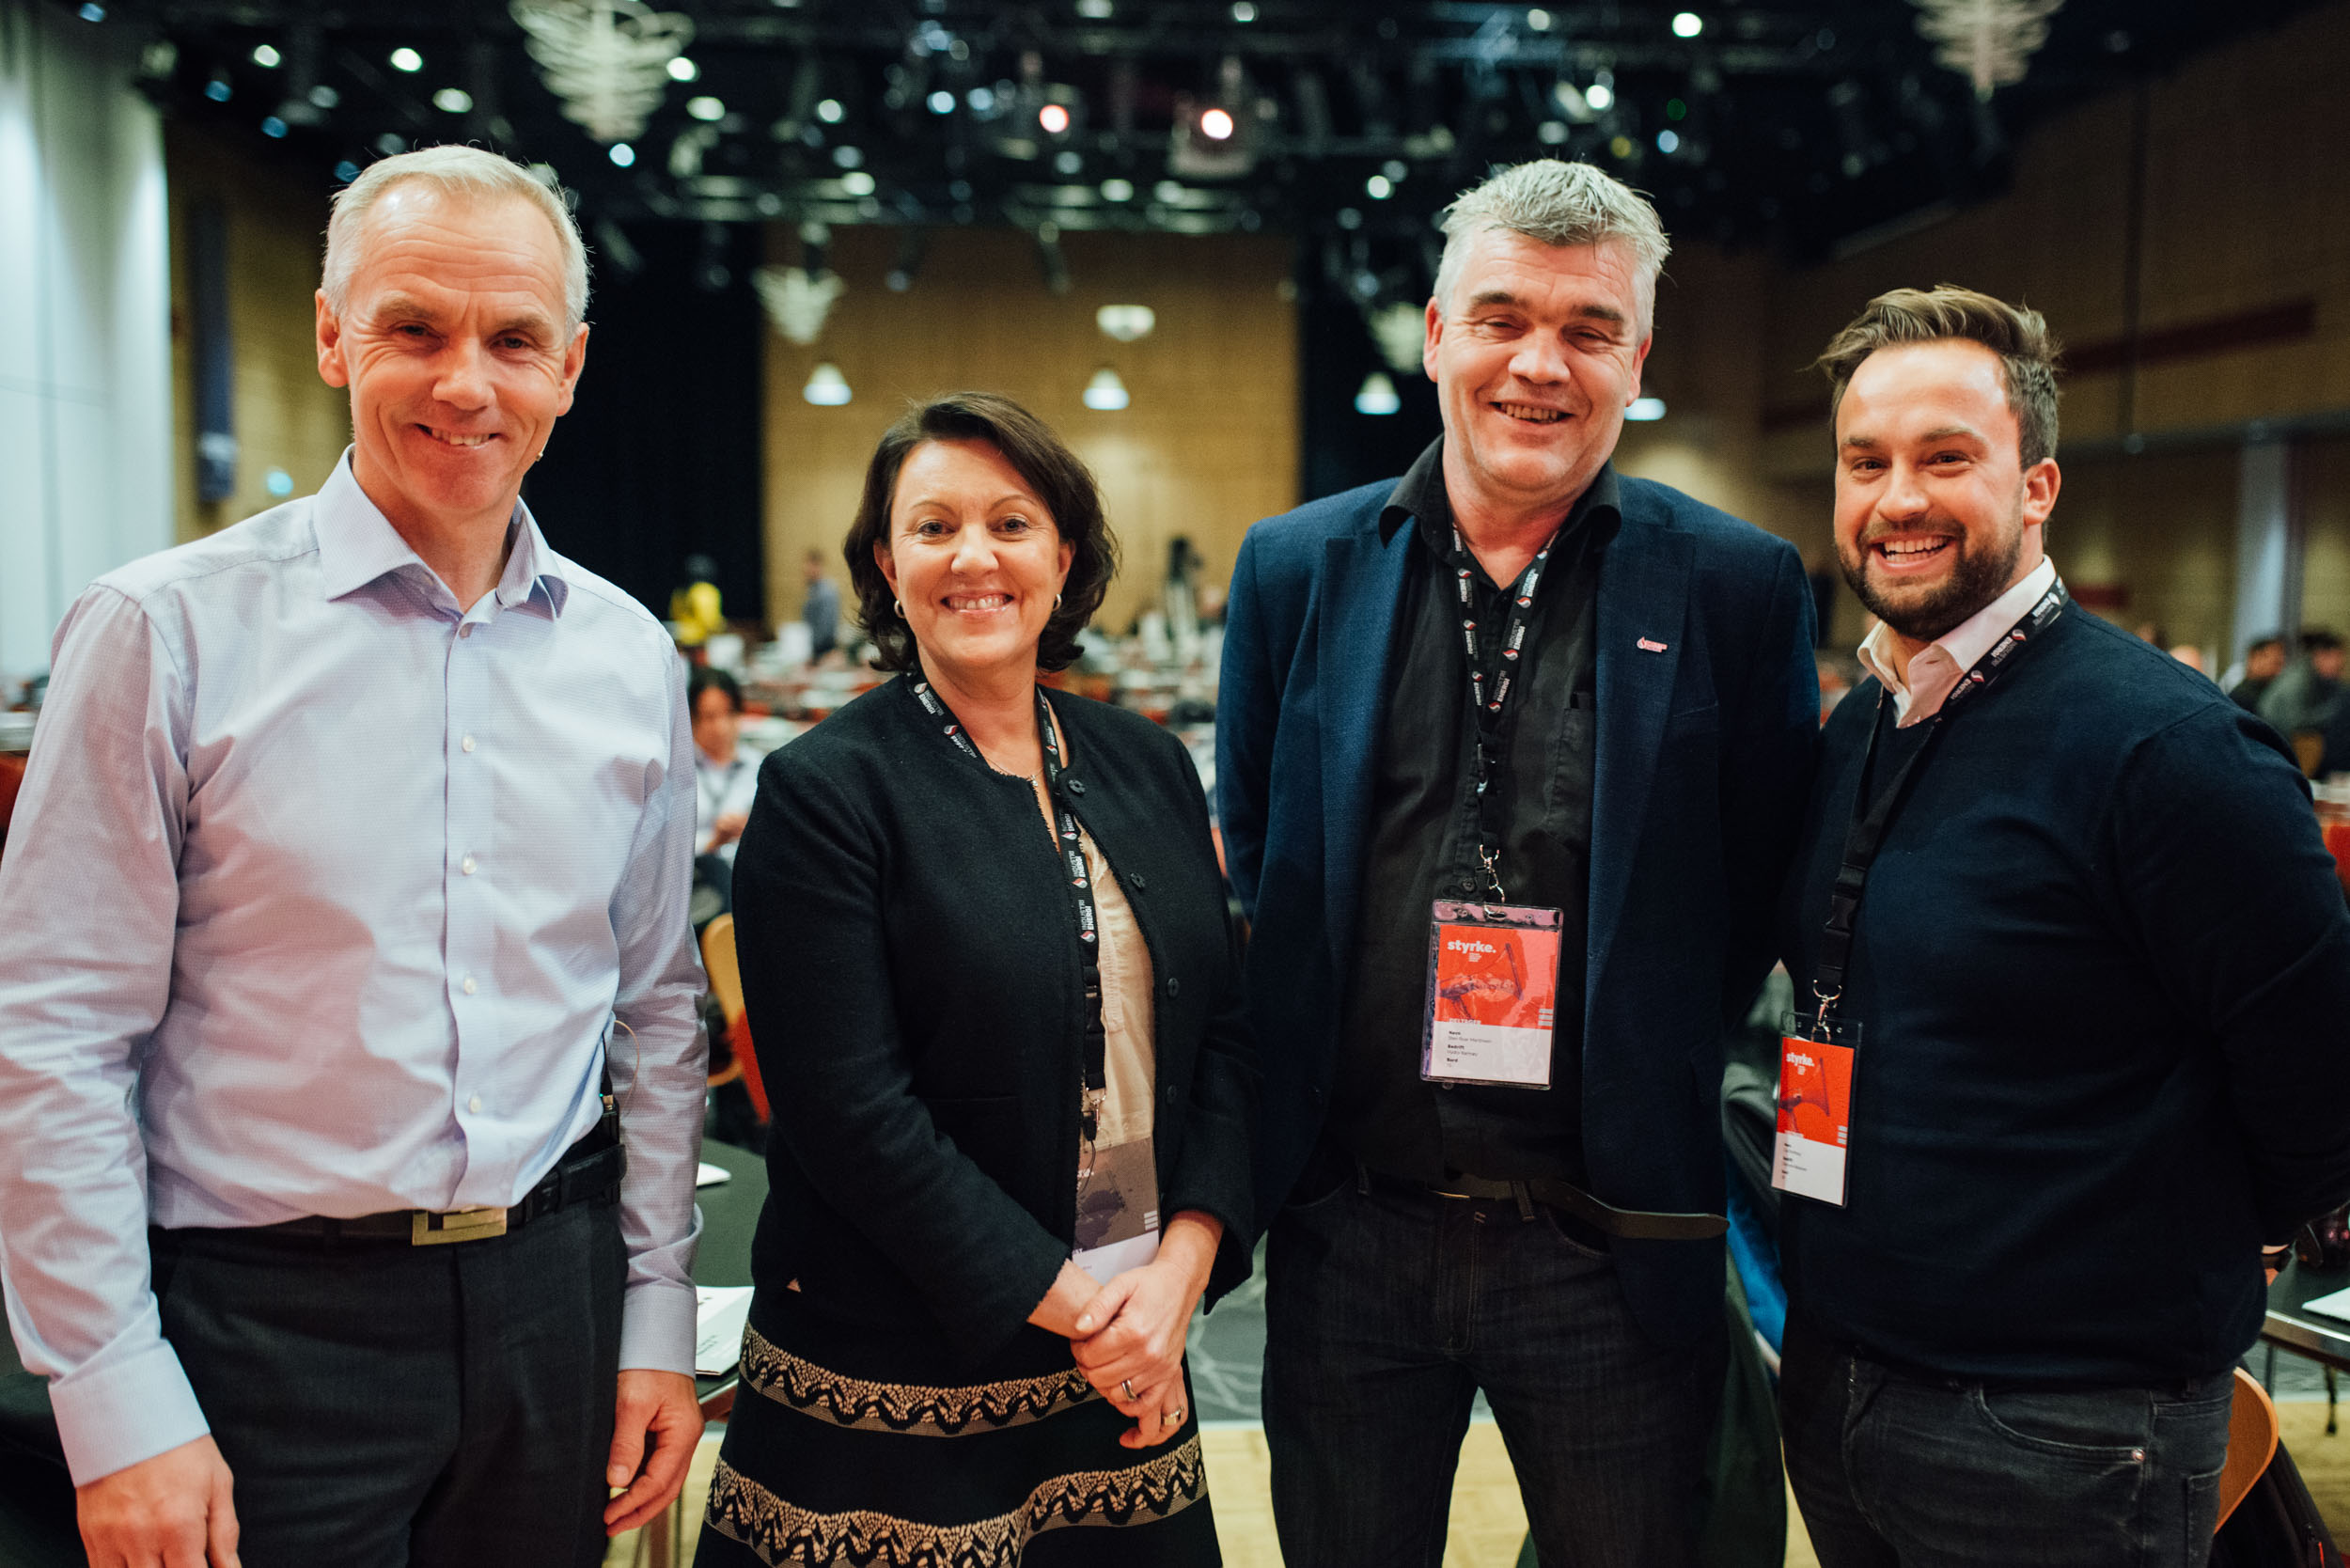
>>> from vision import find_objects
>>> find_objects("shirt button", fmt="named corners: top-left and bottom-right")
top-left (1066, 778), bottom-right (1086, 795)
top-left (459, 624), bottom-right (474, 639)
top-left (462, 735), bottom-right (477, 753)
top-left (1166, 976), bottom-right (1181, 997)
top-left (1129, 871), bottom-right (1148, 891)
top-left (461, 856), bottom-right (477, 875)
top-left (462, 977), bottom-right (478, 995)
top-left (467, 1094), bottom-right (482, 1114)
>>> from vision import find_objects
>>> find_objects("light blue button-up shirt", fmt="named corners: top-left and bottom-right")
top-left (0, 454), bottom-right (707, 1484)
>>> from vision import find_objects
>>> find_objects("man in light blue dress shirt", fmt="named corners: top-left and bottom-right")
top-left (0, 147), bottom-right (708, 1566)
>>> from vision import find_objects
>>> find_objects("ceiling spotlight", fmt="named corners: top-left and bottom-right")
top-left (687, 95), bottom-right (724, 120)
top-left (666, 55), bottom-right (698, 82)
top-left (1586, 82), bottom-right (1613, 111)
top-left (1055, 149), bottom-right (1084, 174)
top-left (1096, 304), bottom-right (1155, 340)
top-left (433, 87), bottom-right (473, 113)
top-left (1609, 134), bottom-right (1634, 159)
top-left (375, 132), bottom-right (405, 155)
top-left (1199, 106), bottom-right (1235, 140)
top-left (1538, 120), bottom-right (1569, 145)
top-left (1655, 129), bottom-right (1680, 152)
top-left (1355, 371), bottom-right (1402, 416)
top-left (840, 170), bottom-right (876, 196)
top-left (389, 47), bottom-right (423, 72)
top-left (1528, 8), bottom-right (1552, 29)
top-left (1100, 178), bottom-right (1135, 201)
top-left (803, 362), bottom-right (853, 406)
top-left (335, 159), bottom-right (361, 181)
top-left (252, 43), bottom-right (282, 68)
top-left (1230, 1), bottom-right (1256, 19)
top-left (1366, 174), bottom-right (1392, 198)
top-left (609, 141), bottom-right (636, 166)
top-left (815, 98), bottom-right (844, 123)
top-left (205, 75), bottom-right (232, 102)
top-left (260, 115), bottom-right (288, 137)
top-left (1076, 0), bottom-right (1114, 14)
top-left (77, 3), bottom-right (103, 19)
top-left (928, 89), bottom-right (954, 114)
top-left (1626, 396), bottom-right (1667, 421)
top-left (967, 86), bottom-right (995, 112)
top-left (1083, 368), bottom-right (1130, 411)
top-left (1039, 102), bottom-right (1070, 134)
top-left (309, 85), bottom-right (339, 108)
top-left (1672, 11), bottom-right (1703, 38)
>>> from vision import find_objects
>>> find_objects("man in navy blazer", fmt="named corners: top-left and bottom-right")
top-left (1217, 160), bottom-right (1818, 1566)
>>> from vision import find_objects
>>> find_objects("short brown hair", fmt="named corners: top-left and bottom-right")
top-left (845, 392), bottom-right (1118, 674)
top-left (1815, 286), bottom-right (2062, 468)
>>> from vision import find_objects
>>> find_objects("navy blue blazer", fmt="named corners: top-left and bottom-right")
top-left (1216, 469), bottom-right (1819, 1346)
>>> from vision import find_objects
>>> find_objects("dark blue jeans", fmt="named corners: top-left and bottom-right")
top-left (1780, 1312), bottom-right (2235, 1568)
top-left (1261, 1175), bottom-right (1724, 1568)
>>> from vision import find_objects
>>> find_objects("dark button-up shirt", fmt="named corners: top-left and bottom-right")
top-left (1330, 436), bottom-right (1619, 1186)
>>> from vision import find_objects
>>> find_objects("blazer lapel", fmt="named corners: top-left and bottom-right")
top-left (1587, 504), bottom-right (1693, 1003)
top-left (1318, 522), bottom-right (1412, 971)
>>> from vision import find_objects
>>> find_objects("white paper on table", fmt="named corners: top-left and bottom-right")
top-left (696, 1162), bottom-right (732, 1188)
top-left (696, 1285), bottom-right (756, 1375)
top-left (2298, 1284), bottom-right (2350, 1324)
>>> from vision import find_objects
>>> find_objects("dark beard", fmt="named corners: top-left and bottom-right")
top-left (1841, 524), bottom-right (2024, 645)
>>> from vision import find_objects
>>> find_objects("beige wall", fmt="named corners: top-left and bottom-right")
top-left (166, 124), bottom-right (350, 541)
top-left (760, 226), bottom-right (1297, 634)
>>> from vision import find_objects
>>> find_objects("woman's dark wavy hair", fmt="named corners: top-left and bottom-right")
top-left (845, 392), bottom-right (1119, 675)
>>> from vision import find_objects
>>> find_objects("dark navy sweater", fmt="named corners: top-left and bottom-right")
top-left (1779, 607), bottom-right (2350, 1384)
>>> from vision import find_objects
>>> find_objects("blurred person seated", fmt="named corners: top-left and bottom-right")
top-left (690, 666), bottom-right (762, 920)
top-left (2229, 634), bottom-right (2287, 712)
top-left (2259, 627), bottom-right (2344, 736)
top-left (800, 547), bottom-right (840, 660)
top-left (670, 552), bottom-right (726, 648)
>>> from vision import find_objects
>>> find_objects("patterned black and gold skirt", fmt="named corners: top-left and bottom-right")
top-left (696, 1291), bottom-right (1219, 1568)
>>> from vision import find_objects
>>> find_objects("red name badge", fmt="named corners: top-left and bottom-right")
top-left (1421, 902), bottom-right (1563, 1089)
top-left (1772, 1014), bottom-right (1861, 1206)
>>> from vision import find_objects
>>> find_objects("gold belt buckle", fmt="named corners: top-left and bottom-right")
top-left (412, 1206), bottom-right (509, 1246)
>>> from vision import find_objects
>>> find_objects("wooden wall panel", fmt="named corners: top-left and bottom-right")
top-left (760, 225), bottom-right (1297, 635)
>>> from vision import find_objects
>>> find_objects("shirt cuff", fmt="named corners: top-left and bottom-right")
top-left (48, 1339), bottom-right (211, 1486)
top-left (618, 1276), bottom-right (698, 1377)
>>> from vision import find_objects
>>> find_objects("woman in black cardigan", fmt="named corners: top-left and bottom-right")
top-left (697, 393), bottom-right (1257, 1568)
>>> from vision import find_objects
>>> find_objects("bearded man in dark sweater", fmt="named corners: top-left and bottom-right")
top-left (1775, 286), bottom-right (2350, 1568)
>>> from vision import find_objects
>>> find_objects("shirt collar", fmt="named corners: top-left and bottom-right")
top-left (312, 448), bottom-right (571, 618)
top-left (1858, 556), bottom-right (2058, 726)
top-left (1377, 434), bottom-right (1622, 556)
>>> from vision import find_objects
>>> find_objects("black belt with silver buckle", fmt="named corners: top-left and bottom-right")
top-left (1366, 1165), bottom-right (1725, 1242)
top-left (250, 1129), bottom-right (625, 1247)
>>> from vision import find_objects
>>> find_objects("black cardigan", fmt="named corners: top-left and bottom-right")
top-left (1778, 608), bottom-right (2350, 1384)
top-left (731, 675), bottom-right (1259, 1367)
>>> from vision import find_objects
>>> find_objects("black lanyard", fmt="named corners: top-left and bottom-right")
top-left (1448, 524), bottom-right (1567, 898)
top-left (1808, 578), bottom-right (2068, 1027)
top-left (909, 678), bottom-right (1110, 1142)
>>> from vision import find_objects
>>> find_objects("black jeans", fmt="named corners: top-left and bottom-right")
top-left (1261, 1176), bottom-right (1724, 1568)
top-left (1780, 1311), bottom-right (2235, 1568)
top-left (151, 1195), bottom-right (626, 1568)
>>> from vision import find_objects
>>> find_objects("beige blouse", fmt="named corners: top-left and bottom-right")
top-left (1082, 825), bottom-right (1156, 1150)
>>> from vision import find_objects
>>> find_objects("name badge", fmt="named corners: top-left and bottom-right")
top-left (1421, 901), bottom-right (1563, 1089)
top-left (1073, 1136), bottom-right (1160, 1281)
top-left (1772, 1013), bottom-right (1861, 1206)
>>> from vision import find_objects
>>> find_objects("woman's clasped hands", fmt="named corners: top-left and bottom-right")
top-left (1030, 1212), bottom-right (1224, 1450)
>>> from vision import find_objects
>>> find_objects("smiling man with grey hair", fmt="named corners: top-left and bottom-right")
top-left (1218, 158), bottom-right (1817, 1565)
top-left (0, 144), bottom-right (707, 1567)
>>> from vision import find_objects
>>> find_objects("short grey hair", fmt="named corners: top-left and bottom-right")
top-left (322, 147), bottom-right (589, 335)
top-left (1433, 160), bottom-right (1670, 333)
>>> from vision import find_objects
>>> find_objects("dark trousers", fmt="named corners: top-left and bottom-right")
top-left (1779, 1311), bottom-right (2235, 1568)
top-left (151, 1195), bottom-right (626, 1568)
top-left (1261, 1177), bottom-right (1724, 1568)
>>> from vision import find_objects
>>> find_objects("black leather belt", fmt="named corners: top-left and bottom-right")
top-left (1367, 1165), bottom-right (1726, 1242)
top-left (249, 1130), bottom-right (624, 1247)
